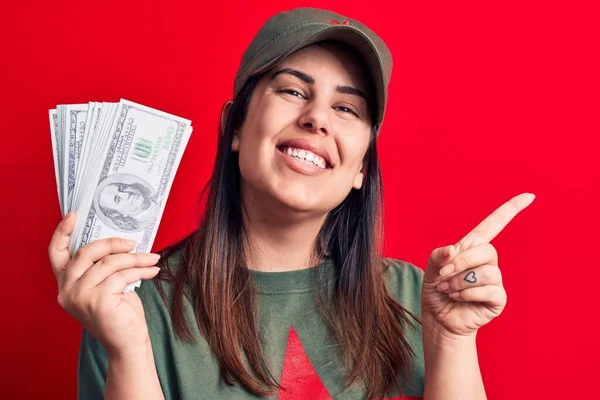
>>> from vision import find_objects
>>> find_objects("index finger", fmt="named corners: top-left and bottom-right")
top-left (459, 193), bottom-right (536, 248)
top-left (48, 212), bottom-right (76, 279)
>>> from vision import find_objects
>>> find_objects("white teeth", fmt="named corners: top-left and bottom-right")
top-left (280, 146), bottom-right (327, 169)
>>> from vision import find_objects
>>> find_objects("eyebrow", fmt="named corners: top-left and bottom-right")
top-left (270, 68), bottom-right (369, 103)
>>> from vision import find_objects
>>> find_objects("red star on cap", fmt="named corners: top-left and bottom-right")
top-left (328, 18), bottom-right (350, 26)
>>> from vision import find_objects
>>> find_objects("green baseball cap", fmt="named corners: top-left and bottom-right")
top-left (233, 7), bottom-right (393, 130)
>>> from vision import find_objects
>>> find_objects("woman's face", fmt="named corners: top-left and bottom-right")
top-left (233, 42), bottom-right (373, 215)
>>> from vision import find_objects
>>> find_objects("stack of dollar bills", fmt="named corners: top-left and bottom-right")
top-left (48, 99), bottom-right (193, 292)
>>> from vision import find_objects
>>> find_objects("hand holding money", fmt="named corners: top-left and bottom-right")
top-left (48, 212), bottom-right (161, 351)
top-left (49, 99), bottom-right (193, 292)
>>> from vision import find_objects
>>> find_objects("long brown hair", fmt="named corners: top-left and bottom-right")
top-left (155, 58), bottom-right (420, 399)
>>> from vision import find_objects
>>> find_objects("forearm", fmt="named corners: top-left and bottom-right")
top-left (422, 314), bottom-right (486, 400)
top-left (105, 344), bottom-right (164, 400)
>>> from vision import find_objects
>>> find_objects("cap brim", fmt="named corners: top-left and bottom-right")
top-left (250, 25), bottom-right (387, 127)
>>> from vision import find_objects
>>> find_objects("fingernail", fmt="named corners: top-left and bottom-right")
top-left (449, 291), bottom-right (460, 299)
top-left (440, 263), bottom-right (455, 276)
top-left (150, 253), bottom-right (161, 262)
top-left (126, 239), bottom-right (137, 247)
top-left (437, 281), bottom-right (450, 292)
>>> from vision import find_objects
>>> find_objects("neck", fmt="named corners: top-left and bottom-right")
top-left (241, 190), bottom-right (328, 273)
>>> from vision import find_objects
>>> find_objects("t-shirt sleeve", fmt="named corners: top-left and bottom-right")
top-left (77, 329), bottom-right (108, 400)
top-left (384, 258), bottom-right (424, 317)
top-left (383, 257), bottom-right (425, 398)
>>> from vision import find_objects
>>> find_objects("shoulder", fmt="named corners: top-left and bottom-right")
top-left (382, 257), bottom-right (424, 282)
top-left (382, 257), bottom-right (424, 316)
top-left (137, 248), bottom-right (186, 328)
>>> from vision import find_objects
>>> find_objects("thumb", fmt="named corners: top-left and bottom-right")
top-left (49, 211), bottom-right (77, 284)
top-left (424, 244), bottom-right (457, 282)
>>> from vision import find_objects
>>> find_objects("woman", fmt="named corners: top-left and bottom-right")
top-left (48, 7), bottom-right (534, 400)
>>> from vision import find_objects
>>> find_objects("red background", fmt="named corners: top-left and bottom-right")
top-left (1, 0), bottom-right (598, 398)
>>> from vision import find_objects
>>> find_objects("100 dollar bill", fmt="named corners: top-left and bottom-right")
top-left (69, 99), bottom-right (193, 291)
top-left (63, 104), bottom-right (88, 213)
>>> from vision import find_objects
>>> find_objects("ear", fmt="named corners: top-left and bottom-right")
top-left (220, 100), bottom-right (233, 133)
top-left (231, 131), bottom-right (240, 152)
top-left (221, 100), bottom-right (233, 132)
top-left (352, 161), bottom-right (365, 190)
top-left (220, 100), bottom-right (239, 152)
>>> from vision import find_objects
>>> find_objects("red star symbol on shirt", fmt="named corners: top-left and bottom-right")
top-left (277, 326), bottom-right (421, 400)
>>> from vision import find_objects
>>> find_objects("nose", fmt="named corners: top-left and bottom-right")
top-left (298, 103), bottom-right (330, 135)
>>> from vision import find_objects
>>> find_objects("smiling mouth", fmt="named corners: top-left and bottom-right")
top-left (276, 146), bottom-right (331, 169)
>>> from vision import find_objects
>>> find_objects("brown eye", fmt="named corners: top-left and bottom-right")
top-left (278, 89), bottom-right (305, 99)
top-left (334, 105), bottom-right (358, 116)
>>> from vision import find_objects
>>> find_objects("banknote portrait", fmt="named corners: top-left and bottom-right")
top-left (93, 173), bottom-right (159, 232)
